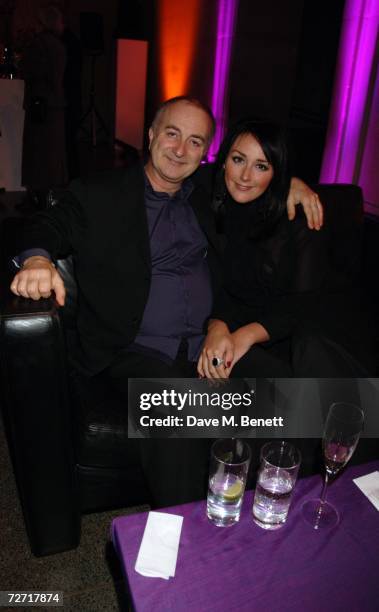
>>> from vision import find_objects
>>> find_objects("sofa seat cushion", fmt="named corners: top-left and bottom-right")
top-left (70, 370), bottom-right (139, 469)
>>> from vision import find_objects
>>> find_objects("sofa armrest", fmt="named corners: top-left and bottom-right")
top-left (0, 290), bottom-right (80, 556)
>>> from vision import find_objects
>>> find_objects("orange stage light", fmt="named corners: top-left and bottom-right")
top-left (157, 0), bottom-right (202, 99)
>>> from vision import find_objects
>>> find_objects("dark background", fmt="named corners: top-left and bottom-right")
top-left (130, 0), bottom-right (344, 181)
top-left (6, 0), bottom-right (346, 181)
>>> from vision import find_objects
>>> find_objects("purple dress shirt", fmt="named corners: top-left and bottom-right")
top-left (130, 176), bottom-right (212, 363)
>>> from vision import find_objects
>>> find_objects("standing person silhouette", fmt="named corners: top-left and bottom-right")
top-left (21, 5), bottom-right (67, 210)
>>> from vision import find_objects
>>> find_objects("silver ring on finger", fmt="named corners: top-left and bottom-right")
top-left (212, 356), bottom-right (224, 367)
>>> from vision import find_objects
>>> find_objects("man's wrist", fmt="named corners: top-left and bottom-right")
top-left (22, 256), bottom-right (55, 268)
top-left (12, 248), bottom-right (52, 269)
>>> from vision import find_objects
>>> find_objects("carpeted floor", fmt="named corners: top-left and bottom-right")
top-left (0, 411), bottom-right (149, 611)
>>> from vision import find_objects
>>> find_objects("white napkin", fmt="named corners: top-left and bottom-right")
top-left (353, 471), bottom-right (379, 511)
top-left (135, 511), bottom-right (183, 579)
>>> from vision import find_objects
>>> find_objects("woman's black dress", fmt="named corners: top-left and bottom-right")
top-left (211, 197), bottom-right (375, 376)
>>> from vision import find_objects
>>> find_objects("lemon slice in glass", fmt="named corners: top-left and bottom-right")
top-left (223, 479), bottom-right (244, 501)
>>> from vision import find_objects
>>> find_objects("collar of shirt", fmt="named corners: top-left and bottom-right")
top-left (143, 171), bottom-right (194, 204)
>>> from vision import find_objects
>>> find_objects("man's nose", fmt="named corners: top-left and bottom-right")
top-left (173, 139), bottom-right (185, 157)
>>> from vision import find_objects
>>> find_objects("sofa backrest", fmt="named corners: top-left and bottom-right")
top-left (0, 183), bottom-right (366, 328)
top-left (314, 183), bottom-right (364, 289)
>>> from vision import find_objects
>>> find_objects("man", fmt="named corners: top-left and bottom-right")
top-left (10, 96), bottom-right (322, 505)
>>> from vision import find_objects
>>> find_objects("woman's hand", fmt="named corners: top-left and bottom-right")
top-left (228, 323), bottom-right (270, 373)
top-left (287, 177), bottom-right (323, 230)
top-left (197, 320), bottom-right (234, 379)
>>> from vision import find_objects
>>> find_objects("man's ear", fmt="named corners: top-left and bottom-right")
top-left (148, 127), bottom-right (154, 150)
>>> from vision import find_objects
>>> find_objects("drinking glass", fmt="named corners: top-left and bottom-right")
top-left (252, 440), bottom-right (301, 530)
top-left (207, 438), bottom-right (251, 526)
top-left (302, 401), bottom-right (364, 529)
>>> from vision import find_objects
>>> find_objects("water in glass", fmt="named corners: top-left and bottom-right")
top-left (207, 473), bottom-right (245, 526)
top-left (252, 467), bottom-right (293, 529)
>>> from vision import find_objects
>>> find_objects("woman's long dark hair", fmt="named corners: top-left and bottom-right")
top-left (213, 119), bottom-right (291, 238)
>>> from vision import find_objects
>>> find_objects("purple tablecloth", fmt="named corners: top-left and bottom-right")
top-left (112, 461), bottom-right (379, 612)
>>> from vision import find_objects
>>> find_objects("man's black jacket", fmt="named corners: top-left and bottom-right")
top-left (16, 163), bottom-right (223, 375)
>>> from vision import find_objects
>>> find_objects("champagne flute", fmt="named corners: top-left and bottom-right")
top-left (302, 402), bottom-right (364, 529)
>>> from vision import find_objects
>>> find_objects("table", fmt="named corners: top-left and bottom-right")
top-left (112, 461), bottom-right (379, 612)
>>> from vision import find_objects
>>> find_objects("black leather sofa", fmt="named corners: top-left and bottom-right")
top-left (1, 183), bottom-right (378, 557)
top-left (0, 254), bottom-right (151, 557)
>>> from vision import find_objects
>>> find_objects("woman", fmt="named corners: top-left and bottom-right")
top-left (197, 120), bottom-right (372, 378)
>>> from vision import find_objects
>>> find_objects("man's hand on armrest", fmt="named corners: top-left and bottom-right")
top-left (287, 177), bottom-right (324, 230)
top-left (10, 256), bottom-right (66, 306)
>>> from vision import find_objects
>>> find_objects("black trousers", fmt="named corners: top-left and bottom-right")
top-left (292, 327), bottom-right (374, 376)
top-left (230, 329), bottom-right (374, 378)
top-left (104, 343), bottom-right (212, 508)
top-left (231, 343), bottom-right (292, 377)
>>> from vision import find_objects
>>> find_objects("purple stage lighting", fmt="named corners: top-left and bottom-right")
top-left (208, 0), bottom-right (239, 161)
top-left (320, 0), bottom-right (379, 184)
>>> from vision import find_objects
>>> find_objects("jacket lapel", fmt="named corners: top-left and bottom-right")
top-left (189, 185), bottom-right (225, 255)
top-left (119, 163), bottom-right (151, 269)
